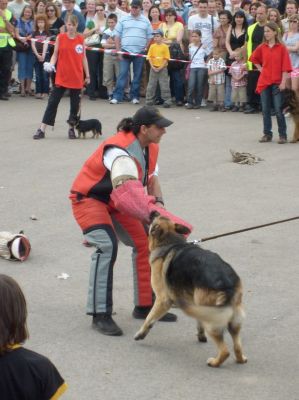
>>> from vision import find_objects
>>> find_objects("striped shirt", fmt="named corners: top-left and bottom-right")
top-left (207, 57), bottom-right (226, 84)
top-left (114, 13), bottom-right (152, 54)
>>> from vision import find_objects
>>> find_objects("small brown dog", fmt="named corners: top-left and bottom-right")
top-left (281, 89), bottom-right (299, 143)
top-left (134, 213), bottom-right (247, 368)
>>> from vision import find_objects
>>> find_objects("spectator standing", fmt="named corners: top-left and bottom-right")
top-left (172, 0), bottom-right (189, 25)
top-left (8, 0), bottom-right (28, 19)
top-left (34, 0), bottom-right (46, 15)
top-left (207, 46), bottom-right (226, 110)
top-left (46, 3), bottom-right (65, 38)
top-left (106, 0), bottom-right (127, 20)
top-left (267, 8), bottom-right (284, 34)
top-left (148, 4), bottom-right (162, 30)
top-left (31, 13), bottom-right (50, 98)
top-left (146, 28), bottom-right (172, 107)
top-left (244, 4), bottom-right (267, 114)
top-left (283, 14), bottom-right (299, 93)
top-left (213, 9), bottom-right (232, 59)
top-left (250, 22), bottom-right (292, 144)
top-left (281, 0), bottom-right (297, 33)
top-left (101, 13), bottom-right (119, 100)
top-left (15, 5), bottom-right (35, 96)
top-left (110, 0), bottom-right (152, 104)
top-left (0, 0), bottom-right (16, 101)
top-left (185, 29), bottom-right (209, 109)
top-left (61, 0), bottom-right (85, 32)
top-left (229, 47), bottom-right (247, 111)
top-left (118, 0), bottom-right (131, 13)
top-left (142, 0), bottom-right (153, 19)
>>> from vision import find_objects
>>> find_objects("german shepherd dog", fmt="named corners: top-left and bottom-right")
top-left (281, 88), bottom-right (299, 143)
top-left (134, 213), bottom-right (247, 368)
top-left (75, 119), bottom-right (102, 139)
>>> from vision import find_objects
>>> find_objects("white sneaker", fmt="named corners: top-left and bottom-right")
top-left (110, 98), bottom-right (118, 104)
top-left (201, 99), bottom-right (207, 107)
top-left (132, 98), bottom-right (140, 104)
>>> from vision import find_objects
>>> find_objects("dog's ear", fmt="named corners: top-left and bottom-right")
top-left (149, 211), bottom-right (160, 223)
top-left (174, 223), bottom-right (191, 235)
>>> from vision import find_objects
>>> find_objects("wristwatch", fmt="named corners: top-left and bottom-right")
top-left (155, 197), bottom-right (164, 206)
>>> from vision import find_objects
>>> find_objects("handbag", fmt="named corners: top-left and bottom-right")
top-left (14, 38), bottom-right (30, 52)
top-left (84, 33), bottom-right (101, 46)
top-left (185, 44), bottom-right (201, 80)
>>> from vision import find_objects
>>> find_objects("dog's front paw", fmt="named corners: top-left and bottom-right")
top-left (134, 330), bottom-right (147, 340)
top-left (197, 333), bottom-right (207, 343)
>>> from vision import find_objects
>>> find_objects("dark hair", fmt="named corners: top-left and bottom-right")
top-left (0, 275), bottom-right (29, 355)
top-left (232, 10), bottom-right (248, 30)
top-left (249, 2), bottom-right (261, 11)
top-left (164, 7), bottom-right (177, 20)
top-left (20, 5), bottom-right (34, 19)
top-left (240, 0), bottom-right (250, 9)
top-left (199, 0), bottom-right (208, 4)
top-left (148, 5), bottom-right (161, 21)
top-left (216, 0), bottom-right (226, 8)
top-left (218, 9), bottom-right (232, 23)
top-left (191, 29), bottom-right (202, 37)
top-left (117, 117), bottom-right (151, 135)
top-left (107, 12), bottom-right (118, 21)
top-left (45, 2), bottom-right (61, 18)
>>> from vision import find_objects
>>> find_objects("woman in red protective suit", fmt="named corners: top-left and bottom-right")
top-left (70, 106), bottom-right (179, 336)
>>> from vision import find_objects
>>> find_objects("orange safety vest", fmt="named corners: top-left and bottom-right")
top-left (71, 131), bottom-right (159, 203)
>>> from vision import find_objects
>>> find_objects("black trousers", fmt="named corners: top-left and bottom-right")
top-left (42, 85), bottom-right (81, 126)
top-left (247, 70), bottom-right (260, 109)
top-left (0, 47), bottom-right (13, 96)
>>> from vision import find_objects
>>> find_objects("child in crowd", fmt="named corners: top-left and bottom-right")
top-left (185, 29), bottom-right (210, 109)
top-left (229, 47), bottom-right (247, 112)
top-left (0, 274), bottom-right (67, 399)
top-left (146, 29), bottom-right (172, 108)
top-left (101, 13), bottom-right (119, 101)
top-left (31, 14), bottom-right (50, 99)
top-left (207, 47), bottom-right (227, 111)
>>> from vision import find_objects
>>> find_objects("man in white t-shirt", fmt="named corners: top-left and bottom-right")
top-left (7, 0), bottom-right (28, 19)
top-left (188, 0), bottom-right (219, 53)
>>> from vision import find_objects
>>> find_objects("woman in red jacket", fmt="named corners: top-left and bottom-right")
top-left (33, 14), bottom-right (90, 140)
top-left (250, 22), bottom-right (292, 144)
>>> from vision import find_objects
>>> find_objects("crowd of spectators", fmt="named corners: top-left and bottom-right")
top-left (1, 0), bottom-right (299, 139)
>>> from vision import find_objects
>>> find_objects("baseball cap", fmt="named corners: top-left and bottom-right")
top-left (132, 106), bottom-right (173, 128)
top-left (131, 0), bottom-right (142, 7)
top-left (152, 29), bottom-right (163, 36)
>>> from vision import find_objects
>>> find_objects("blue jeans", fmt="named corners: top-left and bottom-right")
top-left (260, 84), bottom-right (287, 139)
top-left (113, 53), bottom-right (145, 101)
top-left (187, 67), bottom-right (207, 106)
top-left (169, 68), bottom-right (184, 102)
top-left (224, 74), bottom-right (232, 108)
top-left (17, 49), bottom-right (34, 80)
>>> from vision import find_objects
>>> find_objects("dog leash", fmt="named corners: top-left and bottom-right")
top-left (194, 215), bottom-right (299, 243)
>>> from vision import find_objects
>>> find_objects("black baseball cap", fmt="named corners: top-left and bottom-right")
top-left (132, 106), bottom-right (173, 128)
top-left (131, 0), bottom-right (142, 7)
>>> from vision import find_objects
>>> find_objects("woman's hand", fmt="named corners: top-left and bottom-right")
top-left (85, 76), bottom-right (90, 85)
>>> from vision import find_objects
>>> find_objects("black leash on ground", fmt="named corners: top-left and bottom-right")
top-left (195, 216), bottom-right (299, 243)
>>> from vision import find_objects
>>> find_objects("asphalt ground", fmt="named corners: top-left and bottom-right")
top-left (1, 95), bottom-right (299, 400)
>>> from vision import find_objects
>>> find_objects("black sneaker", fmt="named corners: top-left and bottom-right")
top-left (33, 128), bottom-right (45, 140)
top-left (132, 306), bottom-right (177, 322)
top-left (92, 313), bottom-right (123, 336)
top-left (68, 127), bottom-right (77, 139)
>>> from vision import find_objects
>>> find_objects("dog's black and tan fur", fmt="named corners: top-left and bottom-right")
top-left (134, 213), bottom-right (247, 368)
top-left (281, 88), bottom-right (299, 143)
top-left (75, 119), bottom-right (102, 139)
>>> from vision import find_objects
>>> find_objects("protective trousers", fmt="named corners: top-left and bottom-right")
top-left (70, 195), bottom-right (152, 315)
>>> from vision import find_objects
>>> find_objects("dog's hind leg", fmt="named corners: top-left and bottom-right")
top-left (205, 327), bottom-right (230, 367)
top-left (228, 319), bottom-right (247, 364)
top-left (197, 321), bottom-right (207, 343)
top-left (134, 299), bottom-right (172, 341)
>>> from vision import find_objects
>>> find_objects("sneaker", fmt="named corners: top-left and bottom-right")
top-left (277, 137), bottom-right (287, 144)
top-left (201, 99), bottom-right (207, 107)
top-left (185, 103), bottom-right (193, 109)
top-left (231, 106), bottom-right (239, 112)
top-left (33, 128), bottom-right (45, 140)
top-left (110, 98), bottom-right (119, 104)
top-left (259, 135), bottom-right (272, 143)
top-left (193, 104), bottom-right (201, 109)
top-left (92, 313), bottom-right (123, 336)
top-left (132, 306), bottom-right (177, 322)
top-left (68, 127), bottom-right (77, 139)
top-left (131, 98), bottom-right (140, 104)
top-left (163, 102), bottom-right (171, 108)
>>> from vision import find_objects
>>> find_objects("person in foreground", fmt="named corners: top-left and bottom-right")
top-left (70, 106), bottom-right (193, 336)
top-left (250, 22), bottom-right (292, 144)
top-left (33, 14), bottom-right (90, 140)
top-left (0, 274), bottom-right (67, 399)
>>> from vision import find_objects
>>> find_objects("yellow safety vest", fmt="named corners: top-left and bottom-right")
top-left (246, 22), bottom-right (258, 71)
top-left (0, 9), bottom-right (16, 48)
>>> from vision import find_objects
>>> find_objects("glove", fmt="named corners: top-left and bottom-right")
top-left (110, 180), bottom-right (193, 233)
top-left (43, 62), bottom-right (56, 73)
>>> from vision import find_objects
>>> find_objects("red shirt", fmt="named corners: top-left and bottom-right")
top-left (55, 33), bottom-right (85, 89)
top-left (249, 42), bottom-right (292, 94)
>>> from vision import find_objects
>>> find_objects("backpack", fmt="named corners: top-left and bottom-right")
top-left (168, 42), bottom-right (185, 71)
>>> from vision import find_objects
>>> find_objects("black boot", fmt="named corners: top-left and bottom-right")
top-left (132, 306), bottom-right (177, 322)
top-left (92, 313), bottom-right (123, 336)
top-left (68, 127), bottom-right (77, 139)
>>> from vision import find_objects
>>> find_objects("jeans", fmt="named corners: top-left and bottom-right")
top-left (169, 68), bottom-right (184, 102)
top-left (113, 53), bottom-right (145, 101)
top-left (187, 67), bottom-right (207, 106)
top-left (260, 84), bottom-right (287, 138)
top-left (224, 74), bottom-right (232, 108)
top-left (17, 49), bottom-right (34, 80)
top-left (34, 59), bottom-right (49, 94)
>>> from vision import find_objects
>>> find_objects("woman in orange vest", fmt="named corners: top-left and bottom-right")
top-left (33, 14), bottom-right (90, 140)
top-left (69, 106), bottom-right (182, 336)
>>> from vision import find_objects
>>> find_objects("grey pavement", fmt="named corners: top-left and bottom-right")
top-left (0, 96), bottom-right (299, 400)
